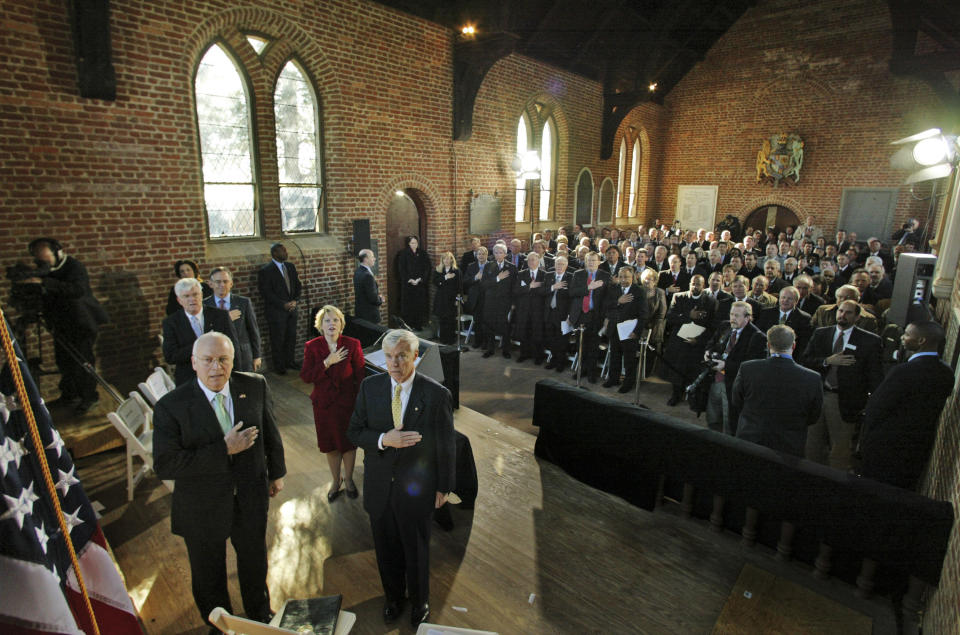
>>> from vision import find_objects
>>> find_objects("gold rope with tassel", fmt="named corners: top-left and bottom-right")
top-left (0, 306), bottom-right (100, 635)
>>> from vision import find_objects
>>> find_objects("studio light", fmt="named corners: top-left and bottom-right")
top-left (891, 128), bottom-right (959, 184)
top-left (511, 150), bottom-right (541, 181)
top-left (913, 137), bottom-right (948, 166)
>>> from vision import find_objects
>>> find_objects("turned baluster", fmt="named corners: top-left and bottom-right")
top-left (710, 495), bottom-right (725, 533)
top-left (742, 507), bottom-right (759, 546)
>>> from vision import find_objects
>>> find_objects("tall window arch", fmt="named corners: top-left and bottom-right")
top-left (274, 60), bottom-right (323, 232)
top-left (195, 43), bottom-right (257, 238)
top-left (615, 138), bottom-right (626, 218)
top-left (539, 117), bottom-right (556, 221)
top-left (516, 114), bottom-right (531, 222)
top-left (628, 138), bottom-right (640, 218)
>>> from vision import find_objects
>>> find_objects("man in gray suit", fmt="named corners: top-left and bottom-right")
top-left (206, 267), bottom-right (262, 372)
top-left (732, 325), bottom-right (823, 457)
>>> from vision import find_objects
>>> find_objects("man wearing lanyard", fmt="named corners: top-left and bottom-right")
top-left (857, 321), bottom-right (954, 489)
top-left (802, 300), bottom-right (883, 469)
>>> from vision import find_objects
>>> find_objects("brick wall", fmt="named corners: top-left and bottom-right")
top-left (658, 0), bottom-right (943, 233)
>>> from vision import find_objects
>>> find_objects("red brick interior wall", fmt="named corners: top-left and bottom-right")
top-left (657, 0), bottom-right (943, 233)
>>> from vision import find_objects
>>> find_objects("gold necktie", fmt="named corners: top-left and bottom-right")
top-left (392, 383), bottom-right (403, 430)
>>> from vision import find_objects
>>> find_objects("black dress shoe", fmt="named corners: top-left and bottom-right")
top-left (383, 598), bottom-right (405, 623)
top-left (618, 382), bottom-right (635, 394)
top-left (410, 602), bottom-right (430, 628)
top-left (587, 375), bottom-right (598, 384)
top-left (502, 350), bottom-right (511, 359)
top-left (602, 378), bottom-right (619, 388)
top-left (482, 350), bottom-right (494, 358)
top-left (516, 355), bottom-right (528, 363)
top-left (555, 364), bottom-right (565, 373)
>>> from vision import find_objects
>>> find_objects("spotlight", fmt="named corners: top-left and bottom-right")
top-left (461, 25), bottom-right (476, 35)
top-left (913, 137), bottom-right (948, 166)
top-left (511, 150), bottom-right (541, 181)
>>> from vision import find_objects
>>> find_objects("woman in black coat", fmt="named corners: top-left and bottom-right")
top-left (432, 251), bottom-right (461, 344)
top-left (165, 259), bottom-right (213, 315)
top-left (397, 236), bottom-right (431, 329)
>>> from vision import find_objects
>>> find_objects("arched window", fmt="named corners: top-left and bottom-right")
top-left (274, 60), bottom-right (323, 233)
top-left (574, 168), bottom-right (593, 227)
top-left (539, 117), bottom-right (556, 221)
top-left (195, 43), bottom-right (257, 238)
top-left (615, 138), bottom-right (626, 218)
top-left (628, 138), bottom-right (640, 217)
top-left (598, 178), bottom-right (615, 224)
top-left (516, 114), bottom-right (531, 222)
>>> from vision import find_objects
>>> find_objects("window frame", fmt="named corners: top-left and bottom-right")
top-left (538, 116), bottom-right (557, 221)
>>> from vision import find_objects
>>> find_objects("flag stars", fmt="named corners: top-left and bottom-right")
top-left (1, 481), bottom-right (39, 530)
top-left (56, 467), bottom-right (80, 497)
top-left (63, 506), bottom-right (85, 533)
top-left (35, 521), bottom-right (50, 554)
top-left (0, 436), bottom-right (27, 477)
top-left (46, 431), bottom-right (66, 459)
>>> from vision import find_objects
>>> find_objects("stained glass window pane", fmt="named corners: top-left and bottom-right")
top-left (275, 61), bottom-right (323, 232)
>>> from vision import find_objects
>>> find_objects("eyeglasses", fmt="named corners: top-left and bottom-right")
top-left (197, 356), bottom-right (232, 367)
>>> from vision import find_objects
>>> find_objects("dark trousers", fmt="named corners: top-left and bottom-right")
top-left (53, 331), bottom-right (98, 401)
top-left (266, 308), bottom-right (298, 370)
top-left (544, 322), bottom-right (569, 367)
top-left (515, 320), bottom-right (543, 360)
top-left (437, 315), bottom-right (456, 344)
top-left (183, 497), bottom-right (271, 625)
top-left (370, 490), bottom-right (433, 606)
top-left (483, 312), bottom-right (510, 354)
top-left (609, 335), bottom-right (638, 384)
top-left (575, 310), bottom-right (603, 379)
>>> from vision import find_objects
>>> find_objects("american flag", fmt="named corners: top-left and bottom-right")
top-left (0, 330), bottom-right (142, 634)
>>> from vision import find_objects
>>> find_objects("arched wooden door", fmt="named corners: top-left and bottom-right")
top-left (386, 190), bottom-right (426, 325)
top-left (744, 205), bottom-right (800, 237)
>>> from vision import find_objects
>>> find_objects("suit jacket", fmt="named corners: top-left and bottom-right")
top-left (203, 294), bottom-right (261, 372)
top-left (463, 261), bottom-right (485, 314)
top-left (599, 260), bottom-right (626, 278)
top-left (257, 260), bottom-right (302, 318)
top-left (705, 321), bottom-right (767, 400)
top-left (732, 356), bottom-right (823, 457)
top-left (39, 255), bottom-right (108, 337)
top-left (658, 269), bottom-right (690, 294)
top-left (642, 287), bottom-right (668, 346)
top-left (604, 283), bottom-right (649, 337)
top-left (797, 293), bottom-right (824, 316)
top-left (353, 265), bottom-right (382, 323)
top-left (858, 355), bottom-right (955, 489)
top-left (153, 372), bottom-right (286, 540)
top-left (543, 270), bottom-right (573, 325)
top-left (162, 307), bottom-right (240, 385)
top-left (802, 326), bottom-right (884, 421)
top-left (512, 267), bottom-right (547, 334)
top-left (755, 307), bottom-right (813, 358)
top-left (863, 278), bottom-right (893, 305)
top-left (460, 249), bottom-right (478, 272)
top-left (480, 260), bottom-right (516, 323)
top-left (811, 303), bottom-right (880, 333)
top-left (567, 268), bottom-right (614, 325)
top-left (347, 372), bottom-right (456, 519)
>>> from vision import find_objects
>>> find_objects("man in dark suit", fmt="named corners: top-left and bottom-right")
top-left (657, 255), bottom-right (688, 299)
top-left (863, 262), bottom-right (893, 306)
top-left (353, 248), bottom-right (384, 324)
top-left (732, 325), bottom-right (823, 456)
top-left (480, 244), bottom-right (516, 358)
top-left (857, 321), bottom-right (954, 490)
top-left (153, 332), bottom-right (286, 630)
top-left (661, 275), bottom-right (718, 406)
top-left (599, 245), bottom-right (626, 278)
top-left (755, 286), bottom-right (812, 357)
top-left (794, 274), bottom-right (824, 315)
top-left (702, 301), bottom-right (767, 435)
top-left (16, 238), bottom-right (107, 415)
top-left (603, 267), bottom-right (649, 393)
top-left (257, 243), bottom-right (302, 374)
top-left (568, 251), bottom-right (613, 384)
top-left (206, 267), bottom-right (262, 372)
top-left (459, 236), bottom-right (481, 271)
top-left (802, 300), bottom-right (884, 469)
top-left (512, 251), bottom-right (548, 363)
top-left (740, 252), bottom-right (763, 282)
top-left (348, 329), bottom-right (455, 629)
top-left (543, 255), bottom-right (574, 372)
top-left (163, 278), bottom-right (240, 385)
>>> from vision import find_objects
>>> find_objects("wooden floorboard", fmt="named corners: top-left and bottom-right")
top-left (65, 369), bottom-right (898, 634)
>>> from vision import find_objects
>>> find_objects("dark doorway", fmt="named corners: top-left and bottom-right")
top-left (744, 205), bottom-right (800, 237)
top-left (386, 190), bottom-right (426, 324)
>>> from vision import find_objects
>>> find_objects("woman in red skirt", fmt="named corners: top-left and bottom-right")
top-left (301, 305), bottom-right (365, 501)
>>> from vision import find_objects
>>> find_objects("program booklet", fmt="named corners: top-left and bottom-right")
top-left (277, 595), bottom-right (342, 635)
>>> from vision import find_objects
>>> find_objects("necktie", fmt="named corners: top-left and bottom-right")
top-left (219, 298), bottom-right (226, 310)
top-left (190, 314), bottom-right (202, 338)
top-left (779, 312), bottom-right (787, 324)
top-left (550, 276), bottom-right (559, 309)
top-left (825, 330), bottom-right (845, 389)
top-left (714, 329), bottom-right (738, 383)
top-left (582, 273), bottom-right (594, 313)
top-left (213, 393), bottom-right (232, 435)
top-left (391, 383), bottom-right (403, 430)
top-left (281, 263), bottom-right (291, 294)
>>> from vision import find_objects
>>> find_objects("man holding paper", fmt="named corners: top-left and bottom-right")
top-left (661, 275), bottom-right (718, 406)
top-left (603, 267), bottom-right (649, 393)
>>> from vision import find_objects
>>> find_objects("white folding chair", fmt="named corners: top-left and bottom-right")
top-left (138, 366), bottom-right (175, 405)
top-left (459, 314), bottom-right (475, 344)
top-left (209, 605), bottom-right (356, 634)
top-left (106, 391), bottom-right (171, 500)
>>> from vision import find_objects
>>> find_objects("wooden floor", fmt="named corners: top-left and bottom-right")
top-left (65, 367), bottom-right (898, 634)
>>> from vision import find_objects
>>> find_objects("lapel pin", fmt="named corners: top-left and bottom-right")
top-left (239, 394), bottom-right (247, 399)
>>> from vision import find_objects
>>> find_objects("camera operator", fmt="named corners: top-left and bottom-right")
top-left (13, 238), bottom-right (107, 414)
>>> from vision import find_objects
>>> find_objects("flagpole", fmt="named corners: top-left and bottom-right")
top-left (0, 306), bottom-right (100, 635)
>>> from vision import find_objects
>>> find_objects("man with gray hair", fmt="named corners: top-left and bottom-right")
top-left (732, 325), bottom-right (823, 456)
top-left (354, 248), bottom-right (384, 323)
top-left (154, 331), bottom-right (286, 630)
top-left (162, 277), bottom-right (239, 385)
top-left (348, 329), bottom-right (455, 629)
top-left (205, 267), bottom-right (262, 372)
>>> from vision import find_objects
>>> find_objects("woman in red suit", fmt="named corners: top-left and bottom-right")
top-left (300, 305), bottom-right (365, 501)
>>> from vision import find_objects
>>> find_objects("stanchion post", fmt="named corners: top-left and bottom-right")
top-left (575, 325), bottom-right (586, 388)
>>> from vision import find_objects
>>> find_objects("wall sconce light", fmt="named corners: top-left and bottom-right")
top-left (891, 128), bottom-right (959, 184)
top-left (511, 150), bottom-right (541, 181)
